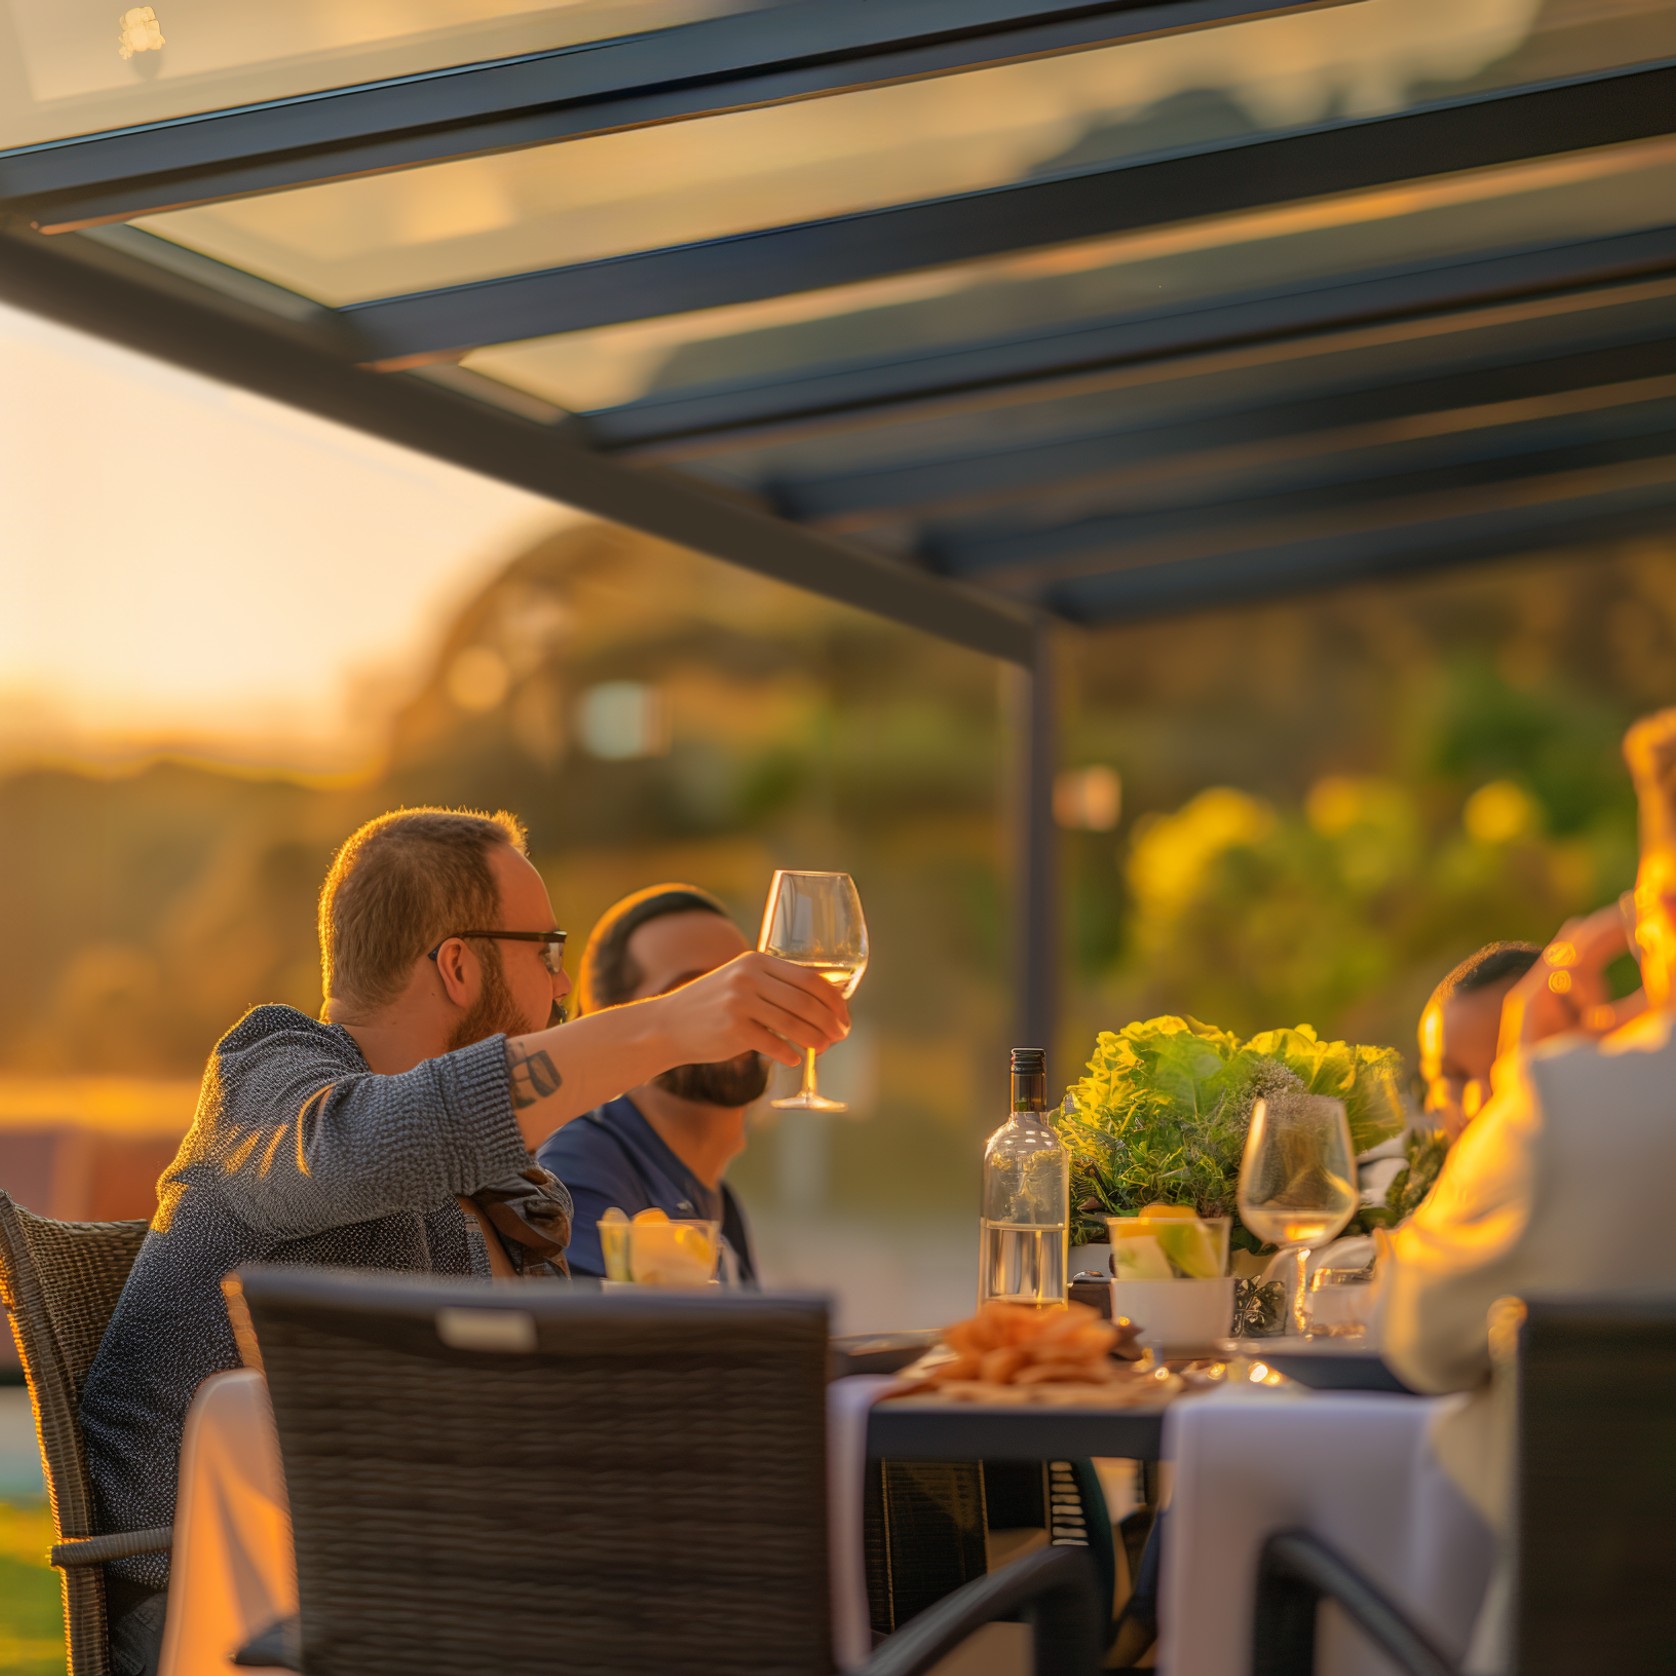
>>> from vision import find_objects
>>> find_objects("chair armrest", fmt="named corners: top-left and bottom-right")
top-left (1254, 1531), bottom-right (1460, 1676)
top-left (857, 1544), bottom-right (1102, 1676)
top-left (51, 1526), bottom-right (174, 1567)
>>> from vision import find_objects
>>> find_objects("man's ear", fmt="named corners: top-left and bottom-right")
top-left (432, 938), bottom-right (478, 1008)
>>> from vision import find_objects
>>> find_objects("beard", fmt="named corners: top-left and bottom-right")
top-left (446, 951), bottom-right (535, 1051)
top-left (655, 1051), bottom-right (770, 1108)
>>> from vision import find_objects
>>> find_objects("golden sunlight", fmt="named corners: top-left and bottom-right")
top-left (0, 301), bottom-right (563, 773)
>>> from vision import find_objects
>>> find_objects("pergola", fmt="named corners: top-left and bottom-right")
top-left (4, 0), bottom-right (1675, 1045)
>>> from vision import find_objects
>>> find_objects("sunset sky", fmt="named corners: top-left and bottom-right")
top-left (0, 299), bottom-right (563, 771)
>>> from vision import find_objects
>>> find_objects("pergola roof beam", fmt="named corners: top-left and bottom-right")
top-left (0, 227), bottom-right (1035, 665)
top-left (779, 332), bottom-right (1676, 529)
top-left (592, 225), bottom-right (1676, 459)
top-left (340, 61), bottom-right (1676, 365)
top-left (0, 0), bottom-right (1359, 233)
top-left (956, 433), bottom-right (1676, 594)
top-left (1046, 475), bottom-right (1676, 622)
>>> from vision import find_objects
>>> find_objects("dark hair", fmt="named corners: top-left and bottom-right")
top-left (577, 884), bottom-right (733, 1015)
top-left (1431, 941), bottom-right (1543, 1008)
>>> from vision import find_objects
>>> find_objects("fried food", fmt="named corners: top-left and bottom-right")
top-left (916, 1300), bottom-right (1144, 1388)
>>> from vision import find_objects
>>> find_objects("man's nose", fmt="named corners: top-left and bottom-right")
top-left (554, 969), bottom-right (573, 1001)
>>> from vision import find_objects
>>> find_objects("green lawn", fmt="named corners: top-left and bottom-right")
top-left (0, 1502), bottom-right (65, 1676)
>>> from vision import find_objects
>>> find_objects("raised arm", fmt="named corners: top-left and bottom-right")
top-left (208, 1010), bottom-right (531, 1240)
top-left (207, 954), bottom-right (846, 1239)
top-left (500, 950), bottom-right (849, 1150)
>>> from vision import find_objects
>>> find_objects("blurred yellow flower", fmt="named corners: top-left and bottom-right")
top-left (1463, 779), bottom-right (1538, 844)
top-left (1127, 787), bottom-right (1275, 914)
top-left (1305, 776), bottom-right (1365, 836)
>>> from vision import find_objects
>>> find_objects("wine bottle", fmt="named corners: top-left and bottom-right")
top-left (978, 1047), bottom-right (1069, 1307)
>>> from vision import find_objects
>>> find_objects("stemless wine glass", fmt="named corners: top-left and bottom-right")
top-left (1237, 1091), bottom-right (1358, 1336)
top-left (758, 870), bottom-right (867, 1112)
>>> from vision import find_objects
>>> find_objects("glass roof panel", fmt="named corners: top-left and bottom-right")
top-left (0, 0), bottom-right (768, 150)
top-left (459, 135), bottom-right (1676, 415)
top-left (132, 0), bottom-right (1676, 307)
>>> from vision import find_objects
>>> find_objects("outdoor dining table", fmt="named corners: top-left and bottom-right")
top-left (160, 1349), bottom-right (1490, 1676)
top-left (865, 1395), bottom-right (1167, 1461)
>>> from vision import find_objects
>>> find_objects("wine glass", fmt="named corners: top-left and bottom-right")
top-left (758, 870), bottom-right (867, 1112)
top-left (1237, 1091), bottom-right (1358, 1336)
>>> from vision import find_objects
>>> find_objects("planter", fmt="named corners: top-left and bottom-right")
top-left (1069, 1242), bottom-right (1113, 1279)
top-left (1109, 1276), bottom-right (1236, 1356)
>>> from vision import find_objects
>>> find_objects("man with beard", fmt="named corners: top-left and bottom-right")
top-left (79, 816), bottom-right (844, 1673)
top-left (537, 886), bottom-right (772, 1282)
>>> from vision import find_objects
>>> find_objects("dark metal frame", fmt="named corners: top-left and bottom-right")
top-left (1253, 1531), bottom-right (1458, 1676)
top-left (589, 225), bottom-right (1676, 459)
top-left (776, 297), bottom-right (1676, 529)
top-left (1008, 627), bottom-right (1060, 1056)
top-left (1041, 463), bottom-right (1676, 621)
top-left (867, 1396), bottom-right (1165, 1461)
top-left (333, 61), bottom-right (1676, 362)
top-left (948, 423), bottom-right (1676, 583)
top-left (0, 224), bottom-right (1033, 668)
top-left (3, 15), bottom-right (1674, 1051)
top-left (0, 0), bottom-right (1360, 231)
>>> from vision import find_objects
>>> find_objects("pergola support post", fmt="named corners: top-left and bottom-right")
top-left (1007, 623), bottom-right (1059, 1059)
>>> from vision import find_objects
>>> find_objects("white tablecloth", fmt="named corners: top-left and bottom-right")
top-left (158, 1369), bottom-right (294, 1676)
top-left (1160, 1388), bottom-right (1495, 1676)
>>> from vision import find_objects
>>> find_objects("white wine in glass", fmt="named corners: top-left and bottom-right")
top-left (1237, 1091), bottom-right (1358, 1336)
top-left (758, 870), bottom-right (867, 1113)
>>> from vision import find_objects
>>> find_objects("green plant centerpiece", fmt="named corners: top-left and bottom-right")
top-left (1054, 1016), bottom-right (1407, 1255)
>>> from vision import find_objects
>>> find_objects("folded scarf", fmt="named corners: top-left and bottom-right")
top-left (470, 1165), bottom-right (573, 1277)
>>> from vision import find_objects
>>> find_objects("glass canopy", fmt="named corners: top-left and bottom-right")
top-left (0, 0), bottom-right (767, 149)
top-left (462, 136), bottom-right (1676, 415)
top-left (131, 0), bottom-right (1676, 304)
top-left (3, 0), bottom-right (1674, 646)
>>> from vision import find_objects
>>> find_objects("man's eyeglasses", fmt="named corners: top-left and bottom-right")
top-left (427, 931), bottom-right (568, 976)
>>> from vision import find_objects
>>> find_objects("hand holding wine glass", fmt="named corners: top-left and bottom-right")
top-left (759, 870), bottom-right (867, 1112)
top-left (1237, 1090), bottom-right (1358, 1336)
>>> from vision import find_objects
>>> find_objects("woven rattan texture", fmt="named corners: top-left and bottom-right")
top-left (1515, 1301), bottom-right (1676, 1676)
top-left (0, 1190), bottom-right (150, 1676)
top-left (242, 1271), bottom-right (835, 1676)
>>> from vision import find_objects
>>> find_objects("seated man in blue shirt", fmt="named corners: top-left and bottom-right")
top-left (538, 885), bottom-right (763, 1282)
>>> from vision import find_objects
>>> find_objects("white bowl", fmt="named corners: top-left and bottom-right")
top-left (1110, 1276), bottom-right (1236, 1355)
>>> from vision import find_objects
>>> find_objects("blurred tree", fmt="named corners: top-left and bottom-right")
top-left (2, 525), bottom-right (1671, 1224)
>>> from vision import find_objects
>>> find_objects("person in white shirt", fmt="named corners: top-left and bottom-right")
top-left (1380, 706), bottom-right (1676, 1666)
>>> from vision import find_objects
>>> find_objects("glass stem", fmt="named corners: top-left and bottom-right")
top-left (800, 1047), bottom-right (819, 1099)
top-left (1290, 1246), bottom-right (1312, 1336)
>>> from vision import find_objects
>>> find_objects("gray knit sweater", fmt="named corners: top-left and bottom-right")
top-left (79, 1005), bottom-right (534, 1589)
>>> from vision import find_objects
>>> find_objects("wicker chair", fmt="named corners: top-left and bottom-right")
top-left (230, 1267), bottom-right (1103, 1676)
top-left (1252, 1298), bottom-right (1676, 1676)
top-left (0, 1188), bottom-right (168, 1676)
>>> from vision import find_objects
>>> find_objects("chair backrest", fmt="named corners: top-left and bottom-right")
top-left (233, 1267), bottom-right (835, 1676)
top-left (0, 1189), bottom-right (149, 1540)
top-left (1514, 1298), bottom-right (1676, 1676)
top-left (0, 1189), bottom-right (151, 1676)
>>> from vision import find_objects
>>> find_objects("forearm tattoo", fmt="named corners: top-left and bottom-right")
top-left (507, 1042), bottom-right (562, 1109)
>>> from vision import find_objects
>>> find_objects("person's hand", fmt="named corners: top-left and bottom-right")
top-left (652, 951), bottom-right (850, 1069)
top-left (1497, 903), bottom-right (1646, 1061)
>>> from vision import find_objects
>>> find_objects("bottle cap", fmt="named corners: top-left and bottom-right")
top-left (1009, 1047), bottom-right (1046, 1074)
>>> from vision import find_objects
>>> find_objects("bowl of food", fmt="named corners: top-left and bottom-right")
top-left (1106, 1208), bottom-right (1234, 1354)
top-left (598, 1207), bottom-right (721, 1287)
